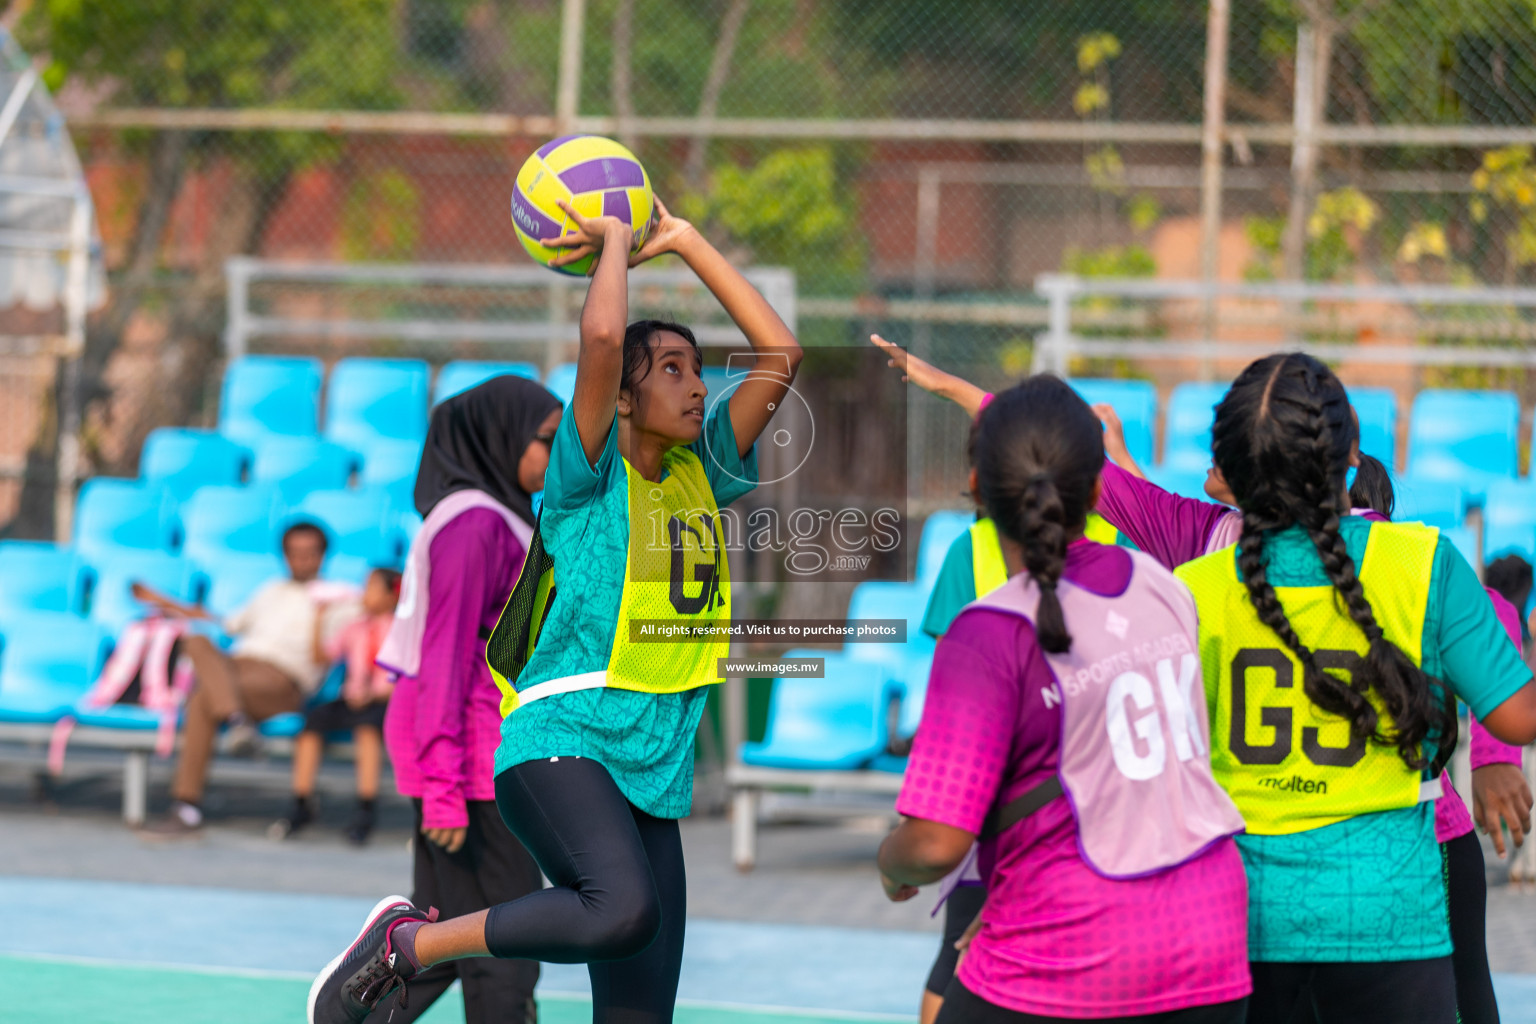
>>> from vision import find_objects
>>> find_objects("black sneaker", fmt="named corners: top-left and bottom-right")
top-left (270, 798), bottom-right (315, 841)
top-left (344, 804), bottom-right (375, 846)
top-left (307, 895), bottom-right (427, 1024)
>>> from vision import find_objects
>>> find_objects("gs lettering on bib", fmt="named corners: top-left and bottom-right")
top-left (973, 550), bottom-right (1245, 878)
top-left (1176, 520), bottom-right (1441, 836)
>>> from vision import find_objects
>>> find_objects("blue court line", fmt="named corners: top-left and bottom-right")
top-left (7, 876), bottom-right (1536, 1022)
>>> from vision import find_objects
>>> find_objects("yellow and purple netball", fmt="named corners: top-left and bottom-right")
top-left (511, 135), bottom-right (654, 276)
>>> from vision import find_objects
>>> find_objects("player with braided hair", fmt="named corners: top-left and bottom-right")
top-left (1174, 353), bottom-right (1536, 1024)
top-left (879, 376), bottom-right (1250, 1024)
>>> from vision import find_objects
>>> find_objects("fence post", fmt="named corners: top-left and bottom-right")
top-left (224, 257), bottom-right (251, 362)
top-left (1198, 0), bottom-right (1231, 359)
top-left (556, 0), bottom-right (588, 133)
top-left (53, 189), bottom-right (91, 542)
top-left (1035, 274), bottom-right (1075, 376)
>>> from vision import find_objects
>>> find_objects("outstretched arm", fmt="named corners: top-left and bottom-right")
top-left (1093, 404), bottom-right (1146, 479)
top-left (632, 199), bottom-right (802, 457)
top-left (869, 334), bottom-right (988, 419)
top-left (542, 200), bottom-right (634, 468)
top-left (130, 581), bottom-right (212, 622)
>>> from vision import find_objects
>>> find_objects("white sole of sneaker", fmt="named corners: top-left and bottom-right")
top-left (306, 893), bottom-right (412, 1024)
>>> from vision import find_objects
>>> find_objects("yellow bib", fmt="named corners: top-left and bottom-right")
top-left (489, 446), bottom-right (730, 716)
top-left (970, 513), bottom-right (1121, 598)
top-left (608, 450), bottom-right (732, 694)
top-left (1175, 521), bottom-right (1438, 835)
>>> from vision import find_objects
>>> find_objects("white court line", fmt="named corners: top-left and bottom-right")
top-left (0, 949), bottom-right (916, 1022)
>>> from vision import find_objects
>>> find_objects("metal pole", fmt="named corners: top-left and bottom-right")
top-left (1280, 21), bottom-right (1318, 285)
top-left (555, 0), bottom-right (588, 134)
top-left (1198, 0), bottom-right (1232, 356)
top-left (224, 257), bottom-right (250, 361)
top-left (910, 168), bottom-right (941, 534)
top-left (53, 190), bottom-right (90, 542)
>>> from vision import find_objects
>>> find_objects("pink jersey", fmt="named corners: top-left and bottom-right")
top-left (328, 614), bottom-right (395, 704)
top-left (898, 540), bottom-right (1251, 1017)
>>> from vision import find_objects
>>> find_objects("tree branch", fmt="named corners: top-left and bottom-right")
top-left (685, 0), bottom-right (751, 192)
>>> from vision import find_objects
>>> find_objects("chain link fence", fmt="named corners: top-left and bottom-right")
top-left (6, 0), bottom-right (1536, 533)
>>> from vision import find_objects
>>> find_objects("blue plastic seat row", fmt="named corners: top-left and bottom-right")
top-left (74, 479), bottom-right (409, 584)
top-left (1153, 382), bottom-right (1522, 504)
top-left (140, 428), bottom-right (416, 501)
top-left (220, 356), bottom-right (550, 451)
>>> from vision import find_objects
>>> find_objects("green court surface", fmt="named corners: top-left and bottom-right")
top-left (0, 954), bottom-right (904, 1024)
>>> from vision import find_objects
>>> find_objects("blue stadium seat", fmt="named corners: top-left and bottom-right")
top-left (845, 581), bottom-right (935, 666)
top-left (0, 613), bottom-right (109, 723)
top-left (1483, 480), bottom-right (1536, 563)
top-left (1407, 389), bottom-right (1519, 502)
top-left (359, 440), bottom-right (423, 490)
top-left (324, 358), bottom-right (430, 458)
top-left (74, 479), bottom-right (177, 562)
top-left (1146, 465), bottom-right (1213, 502)
top-left (1161, 382), bottom-right (1229, 472)
top-left (1392, 476), bottom-right (1467, 530)
top-left (219, 355), bottom-right (323, 444)
top-left (140, 428), bottom-right (250, 501)
top-left (917, 510), bottom-right (973, 587)
top-left (545, 363), bottom-right (578, 405)
top-left (0, 541), bottom-right (84, 615)
top-left (893, 650), bottom-right (933, 741)
top-left (181, 484), bottom-right (284, 569)
top-left (739, 652), bottom-right (894, 770)
top-left (1069, 378), bottom-right (1157, 468)
top-left (400, 510), bottom-right (424, 552)
top-left (84, 550), bottom-right (198, 636)
top-left (433, 361), bottom-right (540, 405)
top-left (1441, 525), bottom-right (1480, 569)
top-left (294, 488), bottom-right (400, 580)
top-left (203, 555), bottom-right (287, 619)
top-left (1349, 388), bottom-right (1398, 468)
top-left (250, 436), bottom-right (358, 504)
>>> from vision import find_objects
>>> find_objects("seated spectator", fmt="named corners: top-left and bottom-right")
top-left (270, 566), bottom-right (401, 846)
top-left (133, 521), bottom-right (358, 837)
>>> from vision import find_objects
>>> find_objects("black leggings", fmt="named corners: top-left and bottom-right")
top-left (1445, 830), bottom-right (1500, 1024)
top-left (1249, 958), bottom-right (1457, 1024)
top-left (487, 756), bottom-right (687, 1024)
top-left (936, 980), bottom-right (1247, 1024)
top-left (927, 885), bottom-right (988, 997)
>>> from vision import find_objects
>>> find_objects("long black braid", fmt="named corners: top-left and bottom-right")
top-left (973, 377), bottom-right (1105, 653)
top-left (1213, 354), bottom-right (1452, 768)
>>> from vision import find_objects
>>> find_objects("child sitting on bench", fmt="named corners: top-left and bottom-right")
top-left (271, 566), bottom-right (401, 845)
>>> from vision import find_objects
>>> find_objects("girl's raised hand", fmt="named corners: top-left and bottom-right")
top-left (628, 198), bottom-right (699, 267)
top-left (541, 200), bottom-right (631, 271)
top-left (869, 334), bottom-right (989, 419)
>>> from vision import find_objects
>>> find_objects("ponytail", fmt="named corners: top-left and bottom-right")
top-left (1016, 473), bottom-right (1071, 652)
top-left (972, 377), bottom-right (1104, 655)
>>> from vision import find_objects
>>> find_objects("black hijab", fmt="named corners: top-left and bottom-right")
top-left (413, 374), bottom-right (562, 523)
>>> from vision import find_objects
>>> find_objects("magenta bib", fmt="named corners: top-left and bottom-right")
top-left (974, 550), bottom-right (1245, 878)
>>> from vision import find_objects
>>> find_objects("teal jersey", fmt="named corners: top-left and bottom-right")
top-left (920, 524), bottom-right (1138, 640)
top-left (921, 530), bottom-right (977, 639)
top-left (493, 400), bottom-right (758, 817)
top-left (1235, 517), bottom-right (1529, 962)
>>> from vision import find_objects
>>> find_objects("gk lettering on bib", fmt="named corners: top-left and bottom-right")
top-left (1175, 520), bottom-right (1440, 835)
top-left (973, 550), bottom-right (1245, 878)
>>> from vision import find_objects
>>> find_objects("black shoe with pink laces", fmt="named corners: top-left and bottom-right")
top-left (307, 895), bottom-right (436, 1024)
